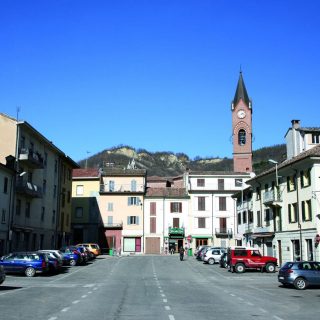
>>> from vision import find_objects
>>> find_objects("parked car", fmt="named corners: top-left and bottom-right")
top-left (203, 248), bottom-right (226, 265)
top-left (196, 246), bottom-right (210, 260)
top-left (73, 246), bottom-right (89, 263)
top-left (0, 265), bottom-right (5, 285)
top-left (38, 250), bottom-right (63, 273)
top-left (0, 252), bottom-right (49, 277)
top-left (278, 261), bottom-right (320, 290)
top-left (227, 246), bottom-right (277, 273)
top-left (59, 246), bottom-right (83, 266)
top-left (76, 243), bottom-right (101, 257)
top-left (219, 252), bottom-right (228, 268)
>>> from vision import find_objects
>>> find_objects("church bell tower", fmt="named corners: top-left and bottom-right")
top-left (231, 72), bottom-right (253, 173)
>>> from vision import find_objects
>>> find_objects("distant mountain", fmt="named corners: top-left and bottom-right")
top-left (78, 144), bottom-right (287, 176)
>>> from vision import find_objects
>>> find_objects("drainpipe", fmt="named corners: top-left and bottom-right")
top-left (212, 193), bottom-right (214, 246)
top-left (294, 168), bottom-right (303, 260)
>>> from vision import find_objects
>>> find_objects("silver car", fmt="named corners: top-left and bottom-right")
top-left (203, 248), bottom-right (226, 265)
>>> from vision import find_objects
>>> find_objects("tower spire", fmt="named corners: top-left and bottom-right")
top-left (232, 71), bottom-right (251, 108)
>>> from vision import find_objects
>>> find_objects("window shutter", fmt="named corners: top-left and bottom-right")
top-left (127, 216), bottom-right (130, 225)
top-left (128, 197), bottom-right (131, 206)
top-left (179, 203), bottom-right (182, 213)
top-left (136, 216), bottom-right (139, 225)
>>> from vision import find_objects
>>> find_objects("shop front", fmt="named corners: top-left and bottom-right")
top-left (168, 227), bottom-right (185, 253)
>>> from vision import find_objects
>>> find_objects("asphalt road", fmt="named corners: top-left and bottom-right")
top-left (1, 254), bottom-right (319, 320)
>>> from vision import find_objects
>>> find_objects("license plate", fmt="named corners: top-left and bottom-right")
top-left (279, 276), bottom-right (284, 280)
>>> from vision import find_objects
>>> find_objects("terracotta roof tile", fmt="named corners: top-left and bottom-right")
top-left (73, 168), bottom-right (100, 178)
top-left (146, 187), bottom-right (189, 198)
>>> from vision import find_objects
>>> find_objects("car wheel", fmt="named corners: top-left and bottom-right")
top-left (69, 259), bottom-right (76, 266)
top-left (235, 263), bottom-right (245, 273)
top-left (208, 258), bottom-right (215, 265)
top-left (25, 267), bottom-right (36, 277)
top-left (265, 263), bottom-right (276, 273)
top-left (294, 277), bottom-right (308, 290)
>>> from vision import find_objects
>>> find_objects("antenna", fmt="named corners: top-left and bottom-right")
top-left (85, 151), bottom-right (91, 169)
top-left (16, 106), bottom-right (21, 121)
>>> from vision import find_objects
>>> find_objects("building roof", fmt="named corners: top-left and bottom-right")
top-left (189, 170), bottom-right (252, 177)
top-left (297, 127), bottom-right (320, 133)
top-left (101, 168), bottom-right (146, 177)
top-left (232, 72), bottom-right (251, 108)
top-left (145, 187), bottom-right (189, 198)
top-left (73, 168), bottom-right (100, 178)
top-left (247, 144), bottom-right (320, 183)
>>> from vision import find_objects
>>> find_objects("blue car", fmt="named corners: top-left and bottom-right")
top-left (59, 246), bottom-right (83, 266)
top-left (278, 261), bottom-right (320, 290)
top-left (0, 252), bottom-right (49, 277)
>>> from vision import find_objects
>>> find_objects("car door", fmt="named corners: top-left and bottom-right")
top-left (1, 254), bottom-right (16, 272)
top-left (311, 262), bottom-right (320, 285)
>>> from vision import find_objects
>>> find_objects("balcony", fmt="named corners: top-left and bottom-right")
top-left (263, 189), bottom-right (282, 207)
top-left (237, 201), bottom-right (253, 211)
top-left (168, 227), bottom-right (185, 239)
top-left (103, 222), bottom-right (123, 229)
top-left (19, 148), bottom-right (44, 169)
top-left (215, 228), bottom-right (233, 238)
top-left (16, 179), bottom-right (43, 198)
top-left (100, 183), bottom-right (145, 194)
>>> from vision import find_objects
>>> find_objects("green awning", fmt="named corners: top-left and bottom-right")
top-left (192, 236), bottom-right (212, 239)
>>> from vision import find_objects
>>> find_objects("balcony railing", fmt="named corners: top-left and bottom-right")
top-left (237, 201), bottom-right (253, 211)
top-left (19, 148), bottom-right (44, 169)
top-left (103, 222), bottom-right (123, 229)
top-left (263, 189), bottom-right (282, 206)
top-left (215, 228), bottom-right (233, 237)
top-left (16, 179), bottom-right (43, 198)
top-left (100, 183), bottom-right (145, 193)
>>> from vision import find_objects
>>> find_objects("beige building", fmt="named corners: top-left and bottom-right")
top-left (71, 168), bottom-right (102, 244)
top-left (99, 167), bottom-right (146, 255)
top-left (0, 113), bottom-right (78, 252)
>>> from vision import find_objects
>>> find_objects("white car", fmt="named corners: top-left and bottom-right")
top-left (203, 248), bottom-right (226, 265)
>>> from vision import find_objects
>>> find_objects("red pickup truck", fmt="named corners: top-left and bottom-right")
top-left (227, 247), bottom-right (277, 273)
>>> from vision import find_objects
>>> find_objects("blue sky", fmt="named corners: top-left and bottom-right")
top-left (1, 0), bottom-right (320, 162)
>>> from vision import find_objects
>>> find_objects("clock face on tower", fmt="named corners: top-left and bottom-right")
top-left (237, 109), bottom-right (246, 119)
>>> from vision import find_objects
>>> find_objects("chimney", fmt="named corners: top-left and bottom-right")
top-left (291, 119), bottom-right (300, 129)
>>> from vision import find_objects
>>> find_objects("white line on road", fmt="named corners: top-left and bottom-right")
top-left (93, 287), bottom-right (98, 291)
top-left (81, 295), bottom-right (87, 298)
top-left (247, 302), bottom-right (254, 306)
top-left (230, 294), bottom-right (235, 297)
top-left (72, 300), bottom-right (80, 304)
top-left (61, 307), bottom-right (70, 312)
top-left (163, 299), bottom-right (168, 303)
top-left (259, 308), bottom-right (267, 313)
top-left (273, 316), bottom-right (284, 320)
top-left (48, 317), bottom-right (57, 320)
top-left (165, 306), bottom-right (171, 311)
top-left (88, 291), bottom-right (93, 294)
top-left (169, 315), bottom-right (175, 320)
top-left (161, 294), bottom-right (166, 297)
top-left (237, 297), bottom-right (244, 301)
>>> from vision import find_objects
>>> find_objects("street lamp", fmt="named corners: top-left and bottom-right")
top-left (268, 159), bottom-right (278, 187)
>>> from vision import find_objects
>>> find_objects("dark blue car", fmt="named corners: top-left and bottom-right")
top-left (59, 246), bottom-right (82, 266)
top-left (0, 252), bottom-right (49, 277)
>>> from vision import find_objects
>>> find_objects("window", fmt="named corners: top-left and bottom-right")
top-left (238, 129), bottom-right (246, 145)
top-left (197, 179), bottom-right (205, 187)
top-left (75, 207), bottom-right (83, 218)
top-left (219, 197), bottom-right (226, 211)
top-left (198, 217), bottom-right (206, 228)
top-left (3, 177), bottom-right (8, 193)
top-left (256, 187), bottom-right (261, 200)
top-left (218, 179), bottom-right (224, 190)
top-left (265, 209), bottom-right (271, 226)
top-left (127, 216), bottom-right (139, 225)
top-left (150, 202), bottom-right (156, 216)
top-left (131, 180), bottom-right (137, 192)
top-left (256, 210), bottom-right (261, 227)
top-left (237, 212), bottom-right (241, 225)
top-left (292, 239), bottom-right (300, 261)
top-left (150, 216), bottom-right (156, 233)
top-left (170, 202), bottom-right (182, 213)
top-left (107, 203), bottom-right (114, 211)
top-left (287, 175), bottom-right (296, 192)
top-left (41, 207), bottom-right (45, 221)
top-left (300, 169), bottom-right (311, 188)
top-left (128, 197), bottom-right (140, 206)
top-left (1, 209), bottom-right (6, 223)
top-left (109, 180), bottom-right (115, 192)
top-left (198, 197), bottom-right (205, 211)
top-left (76, 185), bottom-right (84, 196)
top-left (248, 210), bottom-right (253, 223)
top-left (302, 200), bottom-right (312, 221)
top-left (312, 133), bottom-right (320, 144)
top-left (173, 218), bottom-right (179, 228)
top-left (235, 178), bottom-right (243, 187)
top-left (25, 202), bottom-right (31, 218)
top-left (16, 199), bottom-right (21, 215)
top-left (242, 211), bottom-right (247, 224)
top-left (107, 216), bottom-right (113, 225)
top-left (288, 203), bottom-right (298, 223)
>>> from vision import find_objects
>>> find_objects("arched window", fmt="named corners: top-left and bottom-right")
top-left (238, 129), bottom-right (246, 145)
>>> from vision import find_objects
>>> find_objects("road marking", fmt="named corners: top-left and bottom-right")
top-left (169, 315), bottom-right (175, 320)
top-left (72, 300), bottom-right (80, 304)
top-left (88, 291), bottom-right (93, 294)
top-left (161, 294), bottom-right (166, 297)
top-left (93, 287), bottom-right (98, 291)
top-left (61, 307), bottom-right (70, 312)
top-left (230, 294), bottom-right (235, 297)
top-left (247, 302), bottom-right (254, 306)
top-left (259, 308), bottom-right (267, 313)
top-left (83, 284), bottom-right (95, 288)
top-left (163, 299), bottom-right (168, 303)
top-left (160, 289), bottom-right (163, 293)
top-left (48, 317), bottom-right (57, 320)
top-left (273, 316), bottom-right (284, 320)
top-left (238, 297), bottom-right (244, 301)
top-left (165, 306), bottom-right (171, 311)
